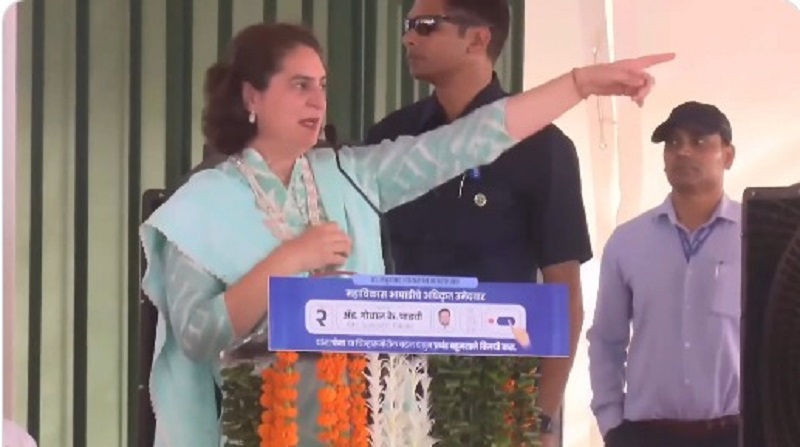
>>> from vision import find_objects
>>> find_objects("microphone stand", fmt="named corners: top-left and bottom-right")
top-left (324, 125), bottom-right (397, 275)
top-left (324, 126), bottom-right (405, 422)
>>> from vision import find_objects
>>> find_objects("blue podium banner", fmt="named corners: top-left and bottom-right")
top-left (267, 275), bottom-right (569, 357)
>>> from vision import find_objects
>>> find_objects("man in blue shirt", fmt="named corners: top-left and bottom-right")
top-left (588, 102), bottom-right (741, 447)
top-left (365, 0), bottom-right (592, 444)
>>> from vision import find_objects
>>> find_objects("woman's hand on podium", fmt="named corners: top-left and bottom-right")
top-left (275, 222), bottom-right (352, 273)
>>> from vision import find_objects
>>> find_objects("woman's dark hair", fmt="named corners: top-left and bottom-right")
top-left (202, 23), bottom-right (323, 155)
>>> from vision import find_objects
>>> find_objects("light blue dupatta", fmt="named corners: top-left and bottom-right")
top-left (140, 148), bottom-right (385, 447)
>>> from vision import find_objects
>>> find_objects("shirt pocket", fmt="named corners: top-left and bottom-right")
top-left (451, 180), bottom-right (518, 247)
top-left (710, 260), bottom-right (741, 319)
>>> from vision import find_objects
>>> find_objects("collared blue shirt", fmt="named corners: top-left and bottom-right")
top-left (587, 194), bottom-right (741, 436)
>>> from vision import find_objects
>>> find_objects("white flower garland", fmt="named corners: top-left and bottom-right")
top-left (365, 354), bottom-right (437, 446)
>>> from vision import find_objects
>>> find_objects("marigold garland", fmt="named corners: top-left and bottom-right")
top-left (258, 367), bottom-right (275, 443)
top-left (316, 353), bottom-right (349, 445)
top-left (334, 376), bottom-right (351, 447)
top-left (247, 350), bottom-right (541, 446)
top-left (347, 354), bottom-right (369, 447)
top-left (254, 351), bottom-right (369, 447)
top-left (259, 351), bottom-right (299, 447)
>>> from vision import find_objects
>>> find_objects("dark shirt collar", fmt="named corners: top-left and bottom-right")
top-left (419, 72), bottom-right (507, 129)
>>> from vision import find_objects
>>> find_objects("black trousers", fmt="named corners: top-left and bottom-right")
top-left (605, 420), bottom-right (738, 447)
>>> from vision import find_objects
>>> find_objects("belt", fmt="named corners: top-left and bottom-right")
top-left (634, 415), bottom-right (739, 439)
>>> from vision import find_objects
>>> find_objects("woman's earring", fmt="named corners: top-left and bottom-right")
top-left (248, 111), bottom-right (256, 123)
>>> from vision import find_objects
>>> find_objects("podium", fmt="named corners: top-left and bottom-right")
top-left (218, 275), bottom-right (570, 446)
top-left (132, 191), bottom-right (571, 446)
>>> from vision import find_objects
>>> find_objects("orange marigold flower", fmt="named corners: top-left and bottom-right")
top-left (318, 387), bottom-right (337, 404)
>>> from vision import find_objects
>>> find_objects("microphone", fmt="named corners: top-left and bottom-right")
top-left (325, 124), bottom-right (396, 275)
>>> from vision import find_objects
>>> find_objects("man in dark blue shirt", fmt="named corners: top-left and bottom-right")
top-left (365, 0), bottom-right (592, 444)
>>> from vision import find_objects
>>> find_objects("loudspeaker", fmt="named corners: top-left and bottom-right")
top-left (740, 185), bottom-right (800, 447)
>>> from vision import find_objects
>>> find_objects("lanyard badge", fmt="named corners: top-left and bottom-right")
top-left (676, 220), bottom-right (720, 262)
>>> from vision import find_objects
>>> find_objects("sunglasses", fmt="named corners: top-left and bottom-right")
top-left (402, 14), bottom-right (486, 36)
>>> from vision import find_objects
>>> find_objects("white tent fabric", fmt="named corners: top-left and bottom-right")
top-left (523, 1), bottom-right (800, 445)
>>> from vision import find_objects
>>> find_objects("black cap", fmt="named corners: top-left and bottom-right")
top-left (651, 101), bottom-right (732, 144)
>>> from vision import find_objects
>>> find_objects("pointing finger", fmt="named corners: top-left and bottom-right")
top-left (626, 52), bottom-right (676, 70)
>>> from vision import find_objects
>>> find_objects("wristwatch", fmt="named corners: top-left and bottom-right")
top-left (538, 414), bottom-right (554, 434)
